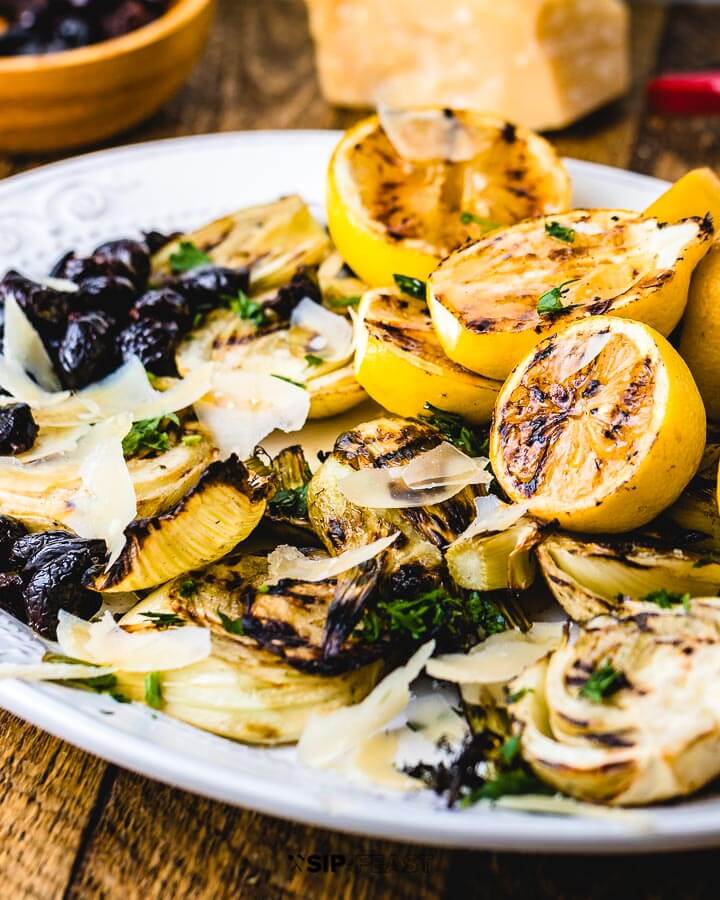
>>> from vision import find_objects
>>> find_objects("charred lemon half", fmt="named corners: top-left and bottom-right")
top-left (354, 288), bottom-right (502, 424)
top-left (428, 210), bottom-right (713, 379)
top-left (327, 110), bottom-right (570, 287)
top-left (490, 316), bottom-right (706, 533)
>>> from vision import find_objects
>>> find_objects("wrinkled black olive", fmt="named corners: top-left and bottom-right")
top-left (57, 310), bottom-right (118, 389)
top-left (264, 267), bottom-right (322, 320)
top-left (50, 250), bottom-right (135, 288)
top-left (0, 516), bottom-right (28, 571)
top-left (102, 0), bottom-right (153, 38)
top-left (130, 288), bottom-right (191, 329)
top-left (174, 266), bottom-right (250, 311)
top-left (24, 556), bottom-right (101, 638)
top-left (93, 238), bottom-right (151, 291)
top-left (118, 318), bottom-right (179, 375)
top-left (76, 274), bottom-right (136, 317)
top-left (0, 403), bottom-right (38, 455)
top-left (11, 530), bottom-right (103, 570)
top-left (0, 572), bottom-right (25, 622)
top-left (142, 229), bottom-right (181, 255)
top-left (0, 270), bottom-right (69, 338)
top-left (54, 14), bottom-right (93, 47)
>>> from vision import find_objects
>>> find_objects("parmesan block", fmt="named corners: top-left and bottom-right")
top-left (305, 0), bottom-right (629, 130)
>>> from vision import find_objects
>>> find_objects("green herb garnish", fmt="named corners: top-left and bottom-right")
top-left (579, 662), bottom-right (625, 703)
top-left (269, 484), bottom-right (309, 519)
top-left (144, 672), bottom-right (163, 709)
top-left (182, 434), bottom-right (202, 447)
top-left (460, 211), bottom-right (500, 231)
top-left (218, 609), bottom-right (245, 635)
top-left (460, 769), bottom-right (549, 806)
top-left (537, 279), bottom-right (577, 316)
top-left (305, 354), bottom-right (324, 367)
top-left (110, 692), bottom-right (131, 704)
top-left (418, 403), bottom-right (489, 457)
top-left (169, 241), bottom-right (211, 273)
top-left (225, 290), bottom-right (267, 327)
top-left (544, 221), bottom-right (575, 243)
top-left (506, 687), bottom-right (533, 704)
top-left (139, 611), bottom-right (186, 630)
top-left (393, 274), bottom-right (427, 301)
top-left (641, 588), bottom-right (692, 610)
top-left (122, 413), bottom-right (180, 459)
top-left (326, 295), bottom-right (361, 309)
top-left (272, 374), bottom-right (306, 389)
top-left (179, 578), bottom-right (198, 598)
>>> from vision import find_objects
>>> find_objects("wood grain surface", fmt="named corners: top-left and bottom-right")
top-left (2, 2), bottom-right (720, 898)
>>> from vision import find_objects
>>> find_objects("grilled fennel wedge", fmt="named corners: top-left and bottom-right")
top-left (152, 195), bottom-right (331, 291)
top-left (446, 518), bottom-right (542, 593)
top-left (113, 561), bottom-right (384, 744)
top-left (307, 417), bottom-right (480, 653)
top-left (536, 533), bottom-right (720, 622)
top-left (509, 605), bottom-right (720, 805)
top-left (94, 455), bottom-right (273, 593)
top-left (175, 281), bottom-right (366, 420)
top-left (665, 437), bottom-right (720, 551)
top-left (262, 445), bottom-right (317, 543)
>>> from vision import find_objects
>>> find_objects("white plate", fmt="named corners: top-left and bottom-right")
top-left (3, 132), bottom-right (717, 854)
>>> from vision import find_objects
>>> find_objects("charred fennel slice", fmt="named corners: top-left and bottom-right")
top-left (536, 532), bottom-right (720, 622)
top-left (510, 607), bottom-right (720, 805)
top-left (94, 455), bottom-right (273, 593)
top-left (113, 561), bottom-right (385, 744)
top-left (306, 416), bottom-right (485, 654)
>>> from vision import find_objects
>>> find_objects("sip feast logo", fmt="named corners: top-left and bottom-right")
top-left (287, 851), bottom-right (436, 874)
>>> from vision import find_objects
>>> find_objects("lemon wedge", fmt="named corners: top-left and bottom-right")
top-left (428, 210), bottom-right (713, 379)
top-left (354, 288), bottom-right (501, 424)
top-left (490, 316), bottom-right (706, 532)
top-left (644, 167), bottom-right (720, 224)
top-left (680, 242), bottom-right (720, 421)
top-left (326, 110), bottom-right (570, 287)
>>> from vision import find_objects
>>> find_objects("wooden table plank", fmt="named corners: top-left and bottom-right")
top-left (2, 2), bottom-right (720, 898)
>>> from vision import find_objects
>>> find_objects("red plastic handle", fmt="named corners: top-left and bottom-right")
top-left (647, 71), bottom-right (720, 115)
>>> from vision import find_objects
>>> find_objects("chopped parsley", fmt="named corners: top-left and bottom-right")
top-left (169, 241), bottom-right (211, 273)
top-left (179, 578), bottom-right (198, 598)
top-left (226, 290), bottom-right (267, 326)
top-left (506, 687), bottom-right (533, 704)
top-left (272, 373), bottom-right (306, 389)
top-left (122, 413), bottom-right (180, 458)
top-left (144, 672), bottom-right (163, 709)
top-left (537, 279), bottom-right (577, 316)
top-left (305, 353), bottom-right (324, 367)
top-left (356, 588), bottom-right (506, 646)
top-left (218, 609), bottom-right (245, 635)
top-left (393, 273), bottom-right (427, 301)
top-left (182, 434), bottom-right (202, 447)
top-left (460, 211), bottom-right (500, 231)
top-left (139, 611), bottom-right (186, 630)
top-left (642, 588), bottom-right (691, 611)
top-left (544, 221), bottom-right (575, 243)
top-left (418, 403), bottom-right (489, 457)
top-left (269, 483), bottom-right (309, 519)
top-left (579, 662), bottom-right (625, 703)
top-left (460, 768), bottom-right (547, 806)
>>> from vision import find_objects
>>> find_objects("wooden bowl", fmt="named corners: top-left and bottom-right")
top-left (0, 0), bottom-right (215, 153)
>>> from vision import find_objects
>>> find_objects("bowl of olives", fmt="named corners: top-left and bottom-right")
top-left (0, 0), bottom-right (215, 153)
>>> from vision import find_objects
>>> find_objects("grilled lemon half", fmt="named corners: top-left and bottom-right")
top-left (490, 316), bottom-right (706, 533)
top-left (354, 288), bottom-right (502, 424)
top-left (152, 195), bottom-right (331, 292)
top-left (510, 607), bottom-right (720, 805)
top-left (428, 210), bottom-right (713, 379)
top-left (327, 110), bottom-right (571, 287)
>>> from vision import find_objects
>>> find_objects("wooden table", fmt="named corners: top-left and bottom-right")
top-left (1, 2), bottom-right (720, 897)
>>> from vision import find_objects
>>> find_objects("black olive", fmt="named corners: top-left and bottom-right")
top-left (23, 556), bottom-right (102, 638)
top-left (0, 270), bottom-right (69, 338)
top-left (264, 267), bottom-right (322, 320)
top-left (130, 287), bottom-right (191, 329)
top-left (50, 250), bottom-right (135, 287)
top-left (0, 403), bottom-right (39, 455)
top-left (57, 310), bottom-right (118, 389)
top-left (0, 516), bottom-right (28, 571)
top-left (102, 0), bottom-right (153, 38)
top-left (53, 15), bottom-right (93, 47)
top-left (11, 530), bottom-right (103, 570)
top-left (75, 273), bottom-right (137, 317)
top-left (174, 266), bottom-right (250, 311)
top-left (142, 229), bottom-right (181, 255)
top-left (0, 572), bottom-right (25, 622)
top-left (118, 318), bottom-right (179, 375)
top-left (93, 238), bottom-right (151, 291)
